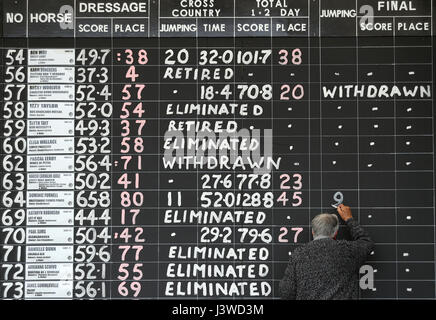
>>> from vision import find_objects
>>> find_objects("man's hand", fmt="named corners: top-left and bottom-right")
top-left (337, 204), bottom-right (353, 221)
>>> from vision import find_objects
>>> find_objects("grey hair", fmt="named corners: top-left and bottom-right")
top-left (311, 213), bottom-right (339, 238)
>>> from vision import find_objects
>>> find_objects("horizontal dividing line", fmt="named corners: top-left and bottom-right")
top-left (156, 16), bottom-right (313, 19)
top-left (22, 134), bottom-right (436, 138)
top-left (9, 207), bottom-right (436, 211)
top-left (18, 117), bottom-right (436, 120)
top-left (22, 188), bottom-right (436, 191)
top-left (16, 100), bottom-right (435, 103)
top-left (15, 117), bottom-right (434, 124)
top-left (2, 47), bottom-right (434, 50)
top-left (158, 16), bottom-right (314, 18)
top-left (77, 15), bottom-right (314, 19)
top-left (3, 62), bottom-right (435, 66)
top-left (17, 207), bottom-right (436, 209)
top-left (18, 298), bottom-right (436, 301)
top-left (13, 213), bottom-right (429, 220)
top-left (2, 242), bottom-right (436, 246)
top-left (22, 170), bottom-right (436, 173)
top-left (6, 206), bottom-right (436, 211)
top-left (5, 260), bottom-right (436, 264)
top-left (359, 298), bottom-right (436, 300)
top-left (75, 16), bottom-right (150, 19)
top-left (156, 15), bottom-right (430, 19)
top-left (20, 80), bottom-right (436, 83)
top-left (4, 224), bottom-right (435, 228)
top-left (18, 137), bottom-right (433, 141)
top-left (2, 267), bottom-right (436, 274)
top-left (19, 298), bottom-right (436, 301)
top-left (21, 152), bottom-right (435, 155)
top-left (5, 213), bottom-right (436, 217)
top-left (18, 80), bottom-right (431, 84)
top-left (19, 100), bottom-right (435, 102)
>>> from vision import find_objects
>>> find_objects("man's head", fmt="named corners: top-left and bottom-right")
top-left (311, 213), bottom-right (339, 239)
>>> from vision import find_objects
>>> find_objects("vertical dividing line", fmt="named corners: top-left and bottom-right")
top-left (432, 5), bottom-right (436, 299)
top-left (25, 0), bottom-right (29, 300)
top-left (430, 0), bottom-right (436, 299)
top-left (355, 0), bottom-right (361, 299)
top-left (270, 14), bottom-right (273, 300)
top-left (233, 0), bottom-right (236, 39)
top-left (1, 5), bottom-right (2, 300)
top-left (73, 1), bottom-right (77, 299)
top-left (0, 22), bottom-right (3, 298)
top-left (318, 1), bottom-right (322, 211)
top-left (157, 19), bottom-right (161, 300)
top-left (74, 0), bottom-right (76, 38)
top-left (233, 0), bottom-right (236, 301)
top-left (26, 0), bottom-right (28, 37)
top-left (393, 17), bottom-right (398, 300)
top-left (157, 0), bottom-right (160, 299)
top-left (148, 0), bottom-right (150, 38)
top-left (195, 16), bottom-right (199, 301)
top-left (110, 17), bottom-right (113, 301)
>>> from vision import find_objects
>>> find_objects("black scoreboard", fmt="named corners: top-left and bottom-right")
top-left (0, 0), bottom-right (435, 300)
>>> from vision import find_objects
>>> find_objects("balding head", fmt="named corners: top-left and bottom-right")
top-left (311, 213), bottom-right (339, 239)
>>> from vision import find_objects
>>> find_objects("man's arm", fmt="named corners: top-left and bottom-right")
top-left (279, 256), bottom-right (297, 300)
top-left (337, 204), bottom-right (375, 261)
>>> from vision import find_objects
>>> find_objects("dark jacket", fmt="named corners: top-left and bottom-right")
top-left (279, 218), bottom-right (374, 300)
